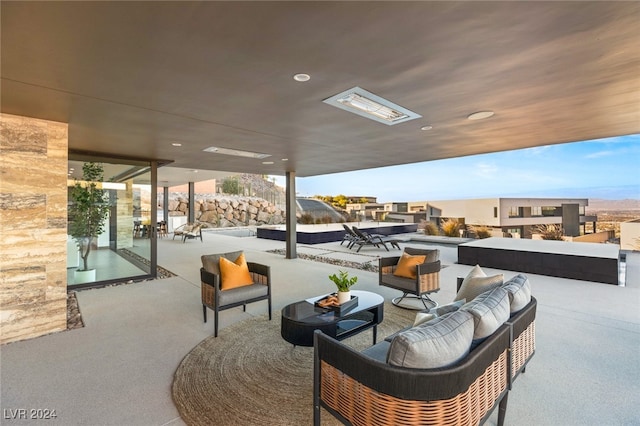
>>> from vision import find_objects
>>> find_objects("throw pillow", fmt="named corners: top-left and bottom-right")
top-left (455, 265), bottom-right (503, 302)
top-left (387, 310), bottom-right (474, 369)
top-left (393, 252), bottom-right (426, 279)
top-left (413, 312), bottom-right (436, 327)
top-left (201, 251), bottom-right (243, 276)
top-left (219, 253), bottom-right (254, 290)
top-left (502, 274), bottom-right (532, 314)
top-left (460, 286), bottom-right (510, 341)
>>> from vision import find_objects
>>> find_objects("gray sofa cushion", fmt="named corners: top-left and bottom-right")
top-left (403, 247), bottom-right (440, 263)
top-left (431, 299), bottom-right (466, 317)
top-left (460, 286), bottom-right (510, 341)
top-left (201, 251), bottom-right (243, 276)
top-left (361, 341), bottom-right (392, 362)
top-left (387, 310), bottom-right (474, 369)
top-left (217, 283), bottom-right (268, 306)
top-left (502, 274), bottom-right (532, 314)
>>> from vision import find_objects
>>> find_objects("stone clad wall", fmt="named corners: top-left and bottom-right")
top-left (162, 194), bottom-right (285, 227)
top-left (0, 114), bottom-right (68, 344)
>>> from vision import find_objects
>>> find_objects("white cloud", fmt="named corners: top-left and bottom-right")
top-left (584, 150), bottom-right (615, 159)
top-left (522, 145), bottom-right (553, 156)
top-left (474, 162), bottom-right (498, 178)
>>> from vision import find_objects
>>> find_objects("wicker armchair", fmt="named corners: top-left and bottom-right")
top-left (379, 247), bottom-right (441, 309)
top-left (200, 252), bottom-right (272, 337)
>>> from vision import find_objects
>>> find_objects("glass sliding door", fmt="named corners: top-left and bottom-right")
top-left (67, 153), bottom-right (156, 288)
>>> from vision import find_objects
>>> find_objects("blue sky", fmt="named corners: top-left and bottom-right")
top-left (273, 134), bottom-right (640, 202)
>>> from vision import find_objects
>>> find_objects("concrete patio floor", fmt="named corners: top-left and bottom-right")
top-left (1, 231), bottom-right (639, 425)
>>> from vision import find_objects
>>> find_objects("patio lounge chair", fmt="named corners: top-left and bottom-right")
top-left (173, 222), bottom-right (203, 242)
top-left (182, 223), bottom-right (203, 243)
top-left (349, 227), bottom-right (389, 252)
top-left (351, 227), bottom-right (401, 252)
top-left (340, 224), bottom-right (361, 249)
top-left (173, 222), bottom-right (193, 240)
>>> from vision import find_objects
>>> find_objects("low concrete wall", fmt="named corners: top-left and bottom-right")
top-left (571, 231), bottom-right (614, 243)
top-left (257, 222), bottom-right (418, 244)
top-left (458, 238), bottom-right (619, 285)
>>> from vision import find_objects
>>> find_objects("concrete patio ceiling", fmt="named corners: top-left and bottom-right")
top-left (2, 1), bottom-right (639, 185)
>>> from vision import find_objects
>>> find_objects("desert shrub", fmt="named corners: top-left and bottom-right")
top-left (421, 221), bottom-right (439, 236)
top-left (299, 213), bottom-right (314, 224)
top-left (536, 224), bottom-right (564, 240)
top-left (471, 225), bottom-right (492, 239)
top-left (319, 215), bottom-right (333, 224)
top-left (440, 218), bottom-right (461, 237)
top-left (222, 177), bottom-right (241, 195)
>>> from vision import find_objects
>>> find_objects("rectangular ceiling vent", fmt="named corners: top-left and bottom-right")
top-left (323, 86), bottom-right (421, 125)
top-left (203, 146), bottom-right (271, 159)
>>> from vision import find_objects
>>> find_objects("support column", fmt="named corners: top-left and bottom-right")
top-left (285, 171), bottom-right (297, 259)
top-left (150, 161), bottom-right (158, 278)
top-left (163, 186), bottom-right (169, 224)
top-left (188, 181), bottom-right (195, 223)
top-left (0, 114), bottom-right (68, 344)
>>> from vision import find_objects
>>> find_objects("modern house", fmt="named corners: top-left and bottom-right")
top-left (359, 198), bottom-right (597, 239)
top-left (1, 1), bottom-right (638, 348)
top-left (411, 198), bottom-right (596, 239)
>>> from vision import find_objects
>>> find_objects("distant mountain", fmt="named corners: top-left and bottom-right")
top-left (586, 198), bottom-right (640, 211)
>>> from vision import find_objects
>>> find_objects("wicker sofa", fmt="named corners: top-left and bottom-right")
top-left (313, 274), bottom-right (536, 426)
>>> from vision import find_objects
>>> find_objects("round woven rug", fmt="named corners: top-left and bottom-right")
top-left (172, 303), bottom-right (415, 426)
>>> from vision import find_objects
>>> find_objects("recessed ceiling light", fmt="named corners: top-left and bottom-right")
top-left (323, 86), bottom-right (421, 125)
top-left (281, 158), bottom-right (288, 161)
top-left (293, 73), bottom-right (310, 82)
top-left (171, 142), bottom-right (182, 147)
top-left (467, 111), bottom-right (494, 120)
top-left (262, 161), bottom-right (274, 165)
top-left (420, 125), bottom-right (433, 131)
top-left (203, 146), bottom-right (271, 159)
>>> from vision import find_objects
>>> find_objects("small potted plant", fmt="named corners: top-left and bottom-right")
top-left (328, 270), bottom-right (358, 304)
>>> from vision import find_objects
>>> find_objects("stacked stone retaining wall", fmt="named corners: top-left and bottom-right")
top-left (160, 194), bottom-right (285, 227)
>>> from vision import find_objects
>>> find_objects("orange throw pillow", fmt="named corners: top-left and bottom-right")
top-left (219, 253), bottom-right (254, 290)
top-left (393, 252), bottom-right (426, 279)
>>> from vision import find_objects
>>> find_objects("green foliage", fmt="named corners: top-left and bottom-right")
top-left (440, 218), bottom-right (461, 237)
top-left (536, 224), bottom-right (564, 240)
top-left (333, 194), bottom-right (348, 209)
top-left (328, 270), bottom-right (358, 292)
top-left (313, 194), bottom-right (352, 210)
top-left (222, 177), bottom-right (241, 195)
top-left (69, 162), bottom-right (111, 271)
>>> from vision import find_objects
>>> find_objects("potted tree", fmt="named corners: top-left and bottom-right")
top-left (69, 162), bottom-right (111, 282)
top-left (328, 270), bottom-right (358, 304)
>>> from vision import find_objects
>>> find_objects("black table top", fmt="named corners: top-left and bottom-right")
top-left (281, 290), bottom-right (383, 326)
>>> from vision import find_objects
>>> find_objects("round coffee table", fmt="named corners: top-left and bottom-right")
top-left (280, 290), bottom-right (384, 347)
